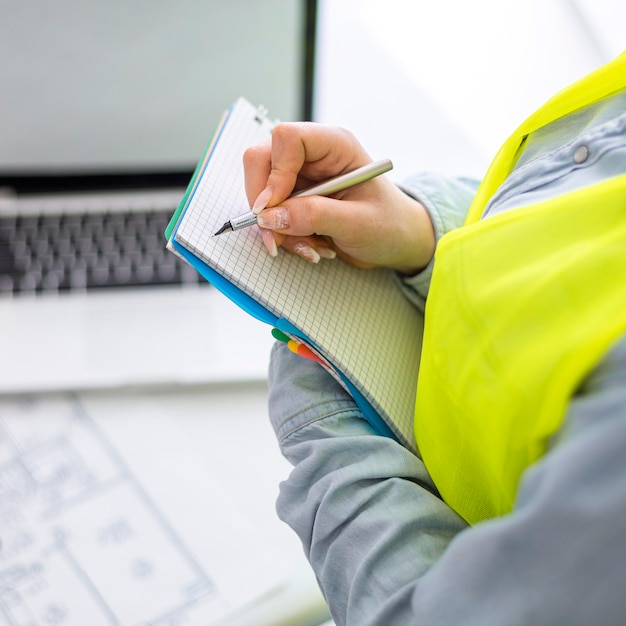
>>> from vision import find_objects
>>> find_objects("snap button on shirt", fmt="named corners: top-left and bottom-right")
top-left (573, 144), bottom-right (589, 164)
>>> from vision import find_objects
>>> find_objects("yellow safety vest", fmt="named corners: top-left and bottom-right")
top-left (414, 52), bottom-right (626, 525)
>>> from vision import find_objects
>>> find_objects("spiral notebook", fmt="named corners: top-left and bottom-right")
top-left (165, 98), bottom-right (424, 451)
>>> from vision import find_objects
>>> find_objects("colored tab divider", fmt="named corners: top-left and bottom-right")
top-left (271, 328), bottom-right (325, 365)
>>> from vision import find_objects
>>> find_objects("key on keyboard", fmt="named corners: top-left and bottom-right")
top-left (0, 208), bottom-right (202, 294)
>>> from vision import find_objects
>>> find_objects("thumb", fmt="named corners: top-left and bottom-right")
top-left (249, 126), bottom-right (307, 214)
top-left (252, 166), bottom-right (299, 215)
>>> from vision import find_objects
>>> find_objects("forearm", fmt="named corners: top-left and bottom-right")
top-left (268, 343), bottom-right (468, 624)
top-left (269, 338), bottom-right (626, 626)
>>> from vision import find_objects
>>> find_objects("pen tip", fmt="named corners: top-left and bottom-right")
top-left (214, 222), bottom-right (232, 236)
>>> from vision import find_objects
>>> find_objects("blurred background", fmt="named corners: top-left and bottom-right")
top-left (0, 1), bottom-right (622, 625)
top-left (315, 0), bottom-right (624, 181)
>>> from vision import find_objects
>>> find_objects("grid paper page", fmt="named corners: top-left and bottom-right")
top-left (174, 99), bottom-right (423, 450)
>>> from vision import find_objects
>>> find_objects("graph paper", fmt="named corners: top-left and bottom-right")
top-left (172, 98), bottom-right (423, 451)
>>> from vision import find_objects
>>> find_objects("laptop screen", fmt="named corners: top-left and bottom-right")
top-left (0, 0), bottom-right (316, 182)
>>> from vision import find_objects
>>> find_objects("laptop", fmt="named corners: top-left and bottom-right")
top-left (0, 0), bottom-right (316, 393)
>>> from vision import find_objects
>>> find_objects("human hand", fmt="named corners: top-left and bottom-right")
top-left (243, 122), bottom-right (435, 274)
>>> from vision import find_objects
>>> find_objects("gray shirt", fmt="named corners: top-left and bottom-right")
top-left (267, 92), bottom-right (626, 625)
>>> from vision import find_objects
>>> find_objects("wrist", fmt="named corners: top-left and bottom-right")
top-left (390, 193), bottom-right (436, 276)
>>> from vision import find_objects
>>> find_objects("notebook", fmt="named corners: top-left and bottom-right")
top-left (0, 1), bottom-right (311, 393)
top-left (166, 98), bottom-right (424, 452)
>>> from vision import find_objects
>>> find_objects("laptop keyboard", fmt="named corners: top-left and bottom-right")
top-left (0, 207), bottom-right (202, 295)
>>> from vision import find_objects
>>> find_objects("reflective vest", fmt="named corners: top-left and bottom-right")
top-left (414, 52), bottom-right (626, 524)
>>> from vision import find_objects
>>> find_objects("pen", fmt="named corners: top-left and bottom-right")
top-left (214, 158), bottom-right (393, 236)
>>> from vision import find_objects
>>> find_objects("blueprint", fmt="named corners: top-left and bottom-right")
top-left (0, 391), bottom-right (297, 626)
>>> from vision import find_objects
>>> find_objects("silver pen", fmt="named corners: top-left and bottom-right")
top-left (214, 158), bottom-right (393, 236)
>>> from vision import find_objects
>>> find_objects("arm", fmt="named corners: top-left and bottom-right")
top-left (251, 118), bottom-right (626, 624)
top-left (271, 337), bottom-right (626, 626)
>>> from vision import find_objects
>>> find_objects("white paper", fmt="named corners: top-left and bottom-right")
top-left (0, 387), bottom-right (314, 625)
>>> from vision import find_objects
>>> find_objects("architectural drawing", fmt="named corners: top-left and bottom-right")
top-left (0, 394), bottom-right (227, 626)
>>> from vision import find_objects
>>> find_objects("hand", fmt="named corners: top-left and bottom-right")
top-left (243, 122), bottom-right (435, 274)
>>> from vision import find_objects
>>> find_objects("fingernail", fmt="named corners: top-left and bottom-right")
top-left (317, 246), bottom-right (337, 260)
top-left (260, 229), bottom-right (278, 257)
top-left (257, 207), bottom-right (289, 230)
top-left (252, 187), bottom-right (273, 214)
top-left (293, 242), bottom-right (320, 264)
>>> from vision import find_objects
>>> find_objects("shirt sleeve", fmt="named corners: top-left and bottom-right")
top-left (395, 173), bottom-right (480, 310)
top-left (268, 337), bottom-right (626, 626)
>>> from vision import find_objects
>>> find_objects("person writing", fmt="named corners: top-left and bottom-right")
top-left (243, 51), bottom-right (626, 625)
